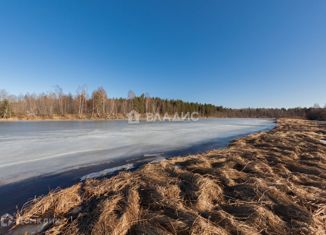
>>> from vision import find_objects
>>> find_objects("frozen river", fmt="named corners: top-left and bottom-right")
top-left (0, 118), bottom-right (275, 185)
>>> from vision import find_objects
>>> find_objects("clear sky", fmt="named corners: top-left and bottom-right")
top-left (0, 0), bottom-right (325, 108)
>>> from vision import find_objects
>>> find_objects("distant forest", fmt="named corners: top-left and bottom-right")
top-left (0, 87), bottom-right (325, 120)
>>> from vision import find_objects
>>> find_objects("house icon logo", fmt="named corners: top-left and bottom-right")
top-left (1, 213), bottom-right (14, 227)
top-left (127, 110), bottom-right (140, 124)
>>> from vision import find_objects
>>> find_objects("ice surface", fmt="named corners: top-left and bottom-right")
top-left (0, 118), bottom-right (274, 185)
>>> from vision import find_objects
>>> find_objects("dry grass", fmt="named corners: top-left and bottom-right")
top-left (9, 119), bottom-right (326, 234)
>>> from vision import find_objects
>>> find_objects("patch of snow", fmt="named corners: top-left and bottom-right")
top-left (80, 163), bottom-right (134, 181)
top-left (320, 139), bottom-right (326, 145)
top-left (150, 156), bottom-right (166, 163)
top-left (144, 153), bottom-right (164, 157)
top-left (10, 221), bottom-right (51, 235)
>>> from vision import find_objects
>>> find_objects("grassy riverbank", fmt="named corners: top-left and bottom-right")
top-left (7, 119), bottom-right (326, 234)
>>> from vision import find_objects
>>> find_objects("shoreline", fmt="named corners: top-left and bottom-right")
top-left (7, 118), bottom-right (326, 234)
top-left (0, 127), bottom-right (273, 215)
top-left (3, 119), bottom-right (326, 234)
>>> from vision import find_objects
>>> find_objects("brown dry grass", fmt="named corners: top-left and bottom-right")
top-left (10, 119), bottom-right (326, 234)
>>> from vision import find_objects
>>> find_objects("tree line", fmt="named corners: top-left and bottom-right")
top-left (0, 87), bottom-right (324, 120)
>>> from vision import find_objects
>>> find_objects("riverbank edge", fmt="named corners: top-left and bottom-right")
top-left (0, 120), bottom-right (275, 215)
top-left (5, 118), bottom-right (326, 234)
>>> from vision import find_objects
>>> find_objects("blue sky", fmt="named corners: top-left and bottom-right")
top-left (0, 0), bottom-right (325, 108)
